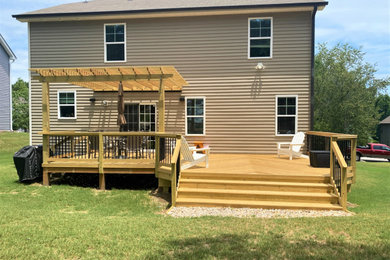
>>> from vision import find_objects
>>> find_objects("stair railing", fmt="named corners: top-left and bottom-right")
top-left (330, 138), bottom-right (348, 210)
top-left (307, 131), bottom-right (357, 211)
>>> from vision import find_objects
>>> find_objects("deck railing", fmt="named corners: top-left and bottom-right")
top-left (41, 131), bottom-right (182, 204)
top-left (306, 131), bottom-right (357, 210)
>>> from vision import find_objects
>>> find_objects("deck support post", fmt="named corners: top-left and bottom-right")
top-left (158, 76), bottom-right (165, 132)
top-left (42, 82), bottom-right (50, 186)
top-left (98, 133), bottom-right (105, 190)
top-left (42, 169), bottom-right (49, 186)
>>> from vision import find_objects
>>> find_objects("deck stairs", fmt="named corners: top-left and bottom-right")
top-left (176, 171), bottom-right (343, 210)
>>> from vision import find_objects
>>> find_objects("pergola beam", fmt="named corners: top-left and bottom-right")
top-left (32, 74), bottom-right (173, 83)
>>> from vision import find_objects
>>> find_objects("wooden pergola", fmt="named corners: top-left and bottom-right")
top-left (31, 66), bottom-right (188, 133)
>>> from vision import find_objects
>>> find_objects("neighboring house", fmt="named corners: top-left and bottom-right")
top-left (379, 116), bottom-right (390, 146)
top-left (0, 34), bottom-right (16, 131)
top-left (14, 0), bottom-right (327, 153)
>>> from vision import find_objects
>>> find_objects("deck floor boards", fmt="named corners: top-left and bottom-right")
top-left (182, 154), bottom-right (329, 177)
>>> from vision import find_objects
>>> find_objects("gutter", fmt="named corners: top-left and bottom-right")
top-left (310, 5), bottom-right (318, 131)
top-left (13, 2), bottom-right (328, 20)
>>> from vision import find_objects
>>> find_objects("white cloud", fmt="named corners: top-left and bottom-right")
top-left (316, 0), bottom-right (390, 82)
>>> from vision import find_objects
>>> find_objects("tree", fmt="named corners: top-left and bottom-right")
top-left (375, 94), bottom-right (390, 141)
top-left (375, 94), bottom-right (390, 121)
top-left (12, 78), bottom-right (29, 131)
top-left (314, 43), bottom-right (389, 145)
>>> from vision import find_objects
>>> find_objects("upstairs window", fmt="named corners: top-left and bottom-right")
top-left (276, 96), bottom-right (297, 135)
top-left (186, 97), bottom-right (205, 135)
top-left (58, 91), bottom-right (76, 119)
top-left (249, 18), bottom-right (272, 58)
top-left (105, 24), bottom-right (126, 62)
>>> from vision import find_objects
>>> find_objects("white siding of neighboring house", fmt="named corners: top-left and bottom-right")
top-left (0, 44), bottom-right (11, 131)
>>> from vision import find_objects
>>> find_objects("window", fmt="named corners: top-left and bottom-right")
top-left (58, 91), bottom-right (76, 119)
top-left (276, 96), bottom-right (297, 135)
top-left (248, 18), bottom-right (272, 58)
top-left (121, 104), bottom-right (155, 132)
top-left (186, 97), bottom-right (205, 135)
top-left (104, 24), bottom-right (126, 62)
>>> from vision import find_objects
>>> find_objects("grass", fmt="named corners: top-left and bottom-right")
top-left (0, 132), bottom-right (389, 259)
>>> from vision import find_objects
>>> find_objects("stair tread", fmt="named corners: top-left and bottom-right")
top-left (176, 198), bottom-right (343, 210)
top-left (178, 187), bottom-right (337, 198)
top-left (180, 178), bottom-right (332, 187)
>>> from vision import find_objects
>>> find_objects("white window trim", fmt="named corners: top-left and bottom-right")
top-left (185, 96), bottom-right (206, 136)
top-left (248, 17), bottom-right (273, 59)
top-left (57, 90), bottom-right (77, 120)
top-left (275, 95), bottom-right (298, 137)
top-left (104, 23), bottom-right (127, 63)
top-left (124, 102), bottom-right (156, 132)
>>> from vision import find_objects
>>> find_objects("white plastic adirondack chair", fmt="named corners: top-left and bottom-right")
top-left (180, 137), bottom-right (210, 170)
top-left (277, 132), bottom-right (305, 160)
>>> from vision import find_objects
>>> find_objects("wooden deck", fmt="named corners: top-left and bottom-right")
top-left (182, 154), bottom-right (329, 177)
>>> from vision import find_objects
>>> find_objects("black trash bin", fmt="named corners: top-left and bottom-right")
top-left (13, 145), bottom-right (43, 182)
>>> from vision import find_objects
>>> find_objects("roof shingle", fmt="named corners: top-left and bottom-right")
top-left (14, 0), bottom-right (328, 18)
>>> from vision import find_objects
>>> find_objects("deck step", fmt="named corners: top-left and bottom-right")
top-left (178, 188), bottom-right (338, 204)
top-left (175, 198), bottom-right (343, 211)
top-left (181, 172), bottom-right (330, 183)
top-left (179, 179), bottom-right (333, 193)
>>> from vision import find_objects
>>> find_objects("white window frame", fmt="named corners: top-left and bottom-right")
top-left (139, 103), bottom-right (156, 132)
top-left (185, 96), bottom-right (206, 136)
top-left (104, 23), bottom-right (127, 63)
top-left (57, 90), bottom-right (77, 120)
top-left (124, 102), bottom-right (156, 132)
top-left (275, 95), bottom-right (298, 136)
top-left (248, 17), bottom-right (273, 59)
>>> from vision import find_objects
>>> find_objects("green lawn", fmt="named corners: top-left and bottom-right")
top-left (0, 132), bottom-right (389, 259)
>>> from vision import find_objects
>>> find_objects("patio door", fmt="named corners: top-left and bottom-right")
top-left (121, 104), bottom-right (156, 132)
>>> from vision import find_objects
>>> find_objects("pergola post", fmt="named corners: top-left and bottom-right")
top-left (42, 81), bottom-right (50, 186)
top-left (157, 76), bottom-right (170, 192)
top-left (158, 76), bottom-right (165, 132)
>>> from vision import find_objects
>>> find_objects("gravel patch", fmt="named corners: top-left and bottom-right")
top-left (168, 207), bottom-right (353, 218)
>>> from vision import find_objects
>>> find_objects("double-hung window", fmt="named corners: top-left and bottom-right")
top-left (104, 24), bottom-right (126, 62)
top-left (249, 18), bottom-right (272, 58)
top-left (58, 91), bottom-right (76, 119)
top-left (276, 96), bottom-right (297, 135)
top-left (186, 97), bottom-right (205, 135)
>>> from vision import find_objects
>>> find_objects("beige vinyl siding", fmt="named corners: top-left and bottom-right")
top-left (30, 12), bottom-right (312, 153)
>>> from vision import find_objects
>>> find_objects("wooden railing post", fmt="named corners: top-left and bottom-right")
top-left (42, 134), bottom-right (50, 186)
top-left (171, 163), bottom-right (177, 206)
top-left (155, 136), bottom-right (160, 176)
top-left (350, 138), bottom-right (357, 184)
top-left (329, 137), bottom-right (335, 182)
top-left (98, 133), bottom-right (105, 190)
top-left (340, 166), bottom-right (348, 210)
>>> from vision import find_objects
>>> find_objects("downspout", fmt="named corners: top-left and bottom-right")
top-left (310, 5), bottom-right (318, 131)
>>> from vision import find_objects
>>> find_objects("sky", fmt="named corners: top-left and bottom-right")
top-left (1, 0), bottom-right (389, 92)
